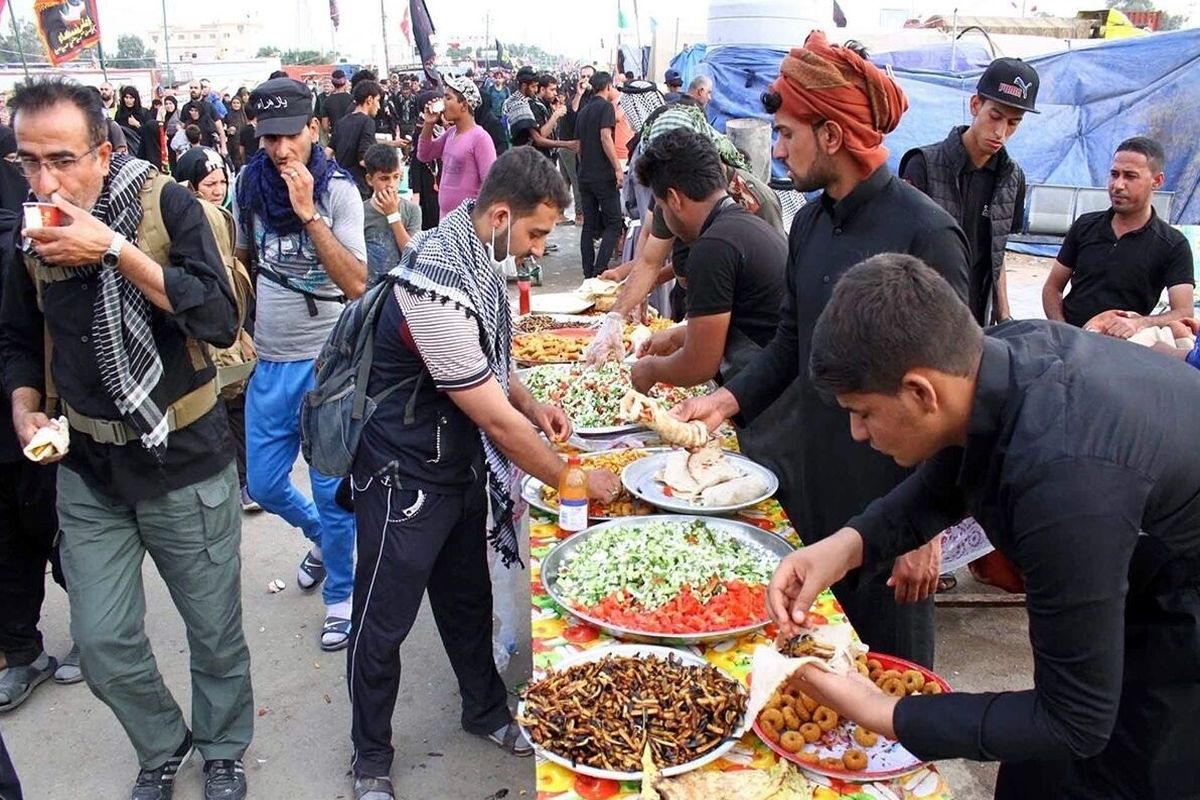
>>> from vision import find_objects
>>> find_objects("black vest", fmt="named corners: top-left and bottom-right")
top-left (901, 126), bottom-right (1024, 285)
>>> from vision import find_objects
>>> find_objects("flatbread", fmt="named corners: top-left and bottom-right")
top-left (22, 416), bottom-right (69, 463)
top-left (659, 450), bottom-right (701, 497)
top-left (620, 390), bottom-right (709, 449)
top-left (700, 474), bottom-right (769, 506)
top-left (745, 623), bottom-right (864, 724)
top-left (645, 758), bottom-right (812, 800)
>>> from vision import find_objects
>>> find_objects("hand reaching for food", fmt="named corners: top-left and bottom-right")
top-left (620, 390), bottom-right (709, 449)
top-left (583, 312), bottom-right (626, 366)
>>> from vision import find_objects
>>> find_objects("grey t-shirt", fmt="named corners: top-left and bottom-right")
top-left (363, 197), bottom-right (422, 284)
top-left (234, 175), bottom-right (367, 361)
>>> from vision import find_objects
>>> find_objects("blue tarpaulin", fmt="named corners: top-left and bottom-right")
top-left (673, 30), bottom-right (1200, 234)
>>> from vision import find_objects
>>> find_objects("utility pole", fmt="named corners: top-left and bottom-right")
top-left (160, 0), bottom-right (172, 87)
top-left (379, 0), bottom-right (390, 73)
top-left (8, 4), bottom-right (30, 82)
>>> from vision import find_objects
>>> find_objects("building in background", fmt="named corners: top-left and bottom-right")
top-left (146, 16), bottom-right (265, 64)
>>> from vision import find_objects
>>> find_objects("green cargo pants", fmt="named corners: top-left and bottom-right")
top-left (56, 462), bottom-right (254, 769)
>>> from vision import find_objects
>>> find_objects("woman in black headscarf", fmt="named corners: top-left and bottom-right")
top-left (222, 95), bottom-right (249, 171)
top-left (0, 125), bottom-right (29, 212)
top-left (115, 86), bottom-right (163, 170)
top-left (179, 100), bottom-right (218, 151)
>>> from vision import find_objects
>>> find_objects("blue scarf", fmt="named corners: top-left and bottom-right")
top-left (237, 144), bottom-right (351, 237)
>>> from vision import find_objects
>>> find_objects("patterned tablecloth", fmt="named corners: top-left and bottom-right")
top-left (528, 500), bottom-right (953, 800)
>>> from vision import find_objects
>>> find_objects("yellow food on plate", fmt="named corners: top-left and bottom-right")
top-left (538, 448), bottom-right (653, 517)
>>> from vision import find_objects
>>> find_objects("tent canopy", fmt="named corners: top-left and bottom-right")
top-left (673, 29), bottom-right (1200, 227)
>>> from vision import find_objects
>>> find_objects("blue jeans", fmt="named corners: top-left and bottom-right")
top-left (245, 359), bottom-right (354, 605)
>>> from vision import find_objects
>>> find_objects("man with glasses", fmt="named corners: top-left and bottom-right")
top-left (0, 77), bottom-right (253, 800)
top-left (673, 32), bottom-right (970, 669)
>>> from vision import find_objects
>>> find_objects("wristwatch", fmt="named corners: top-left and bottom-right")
top-left (102, 232), bottom-right (126, 269)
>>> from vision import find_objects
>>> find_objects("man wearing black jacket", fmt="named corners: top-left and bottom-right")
top-left (901, 58), bottom-right (1037, 325)
top-left (774, 254), bottom-right (1200, 800)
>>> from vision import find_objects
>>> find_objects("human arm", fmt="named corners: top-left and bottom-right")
top-left (599, 128), bottom-right (623, 187)
top-left (1088, 284), bottom-right (1196, 338)
top-left (0, 236), bottom-right (52, 450)
top-left (898, 150), bottom-right (929, 194)
top-left (282, 163), bottom-right (367, 299)
top-left (23, 187), bottom-right (236, 345)
top-left (632, 313), bottom-right (728, 393)
top-left (992, 262), bottom-right (1012, 323)
top-left (416, 112), bottom-right (446, 161)
top-left (472, 129), bottom-right (498, 182)
top-left (447, 378), bottom-right (618, 501)
top-left (508, 371), bottom-right (572, 442)
top-left (1042, 261), bottom-right (1072, 322)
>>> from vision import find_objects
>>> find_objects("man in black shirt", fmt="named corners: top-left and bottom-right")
top-left (321, 69), bottom-right (353, 136)
top-left (675, 31), bottom-right (970, 668)
top-left (901, 58), bottom-right (1035, 325)
top-left (186, 79), bottom-right (226, 155)
top-left (330, 80), bottom-right (383, 198)
top-left (574, 71), bottom-right (624, 278)
top-left (774, 254), bottom-right (1200, 800)
top-left (1043, 136), bottom-right (1194, 335)
top-left (0, 78), bottom-right (252, 800)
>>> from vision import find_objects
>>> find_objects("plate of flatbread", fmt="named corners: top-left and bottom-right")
top-left (622, 441), bottom-right (778, 515)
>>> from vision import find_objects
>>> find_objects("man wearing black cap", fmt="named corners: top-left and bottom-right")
top-left (322, 69), bottom-right (353, 136)
top-left (663, 69), bottom-right (683, 103)
top-left (901, 57), bottom-right (1038, 327)
top-left (234, 77), bottom-right (366, 654)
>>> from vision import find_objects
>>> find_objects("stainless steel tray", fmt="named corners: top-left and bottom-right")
top-left (540, 515), bottom-right (793, 645)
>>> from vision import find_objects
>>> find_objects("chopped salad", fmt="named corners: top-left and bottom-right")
top-left (522, 362), bottom-right (706, 430)
top-left (553, 519), bottom-right (778, 634)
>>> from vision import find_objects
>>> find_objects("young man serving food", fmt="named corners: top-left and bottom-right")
top-left (768, 253), bottom-right (1200, 800)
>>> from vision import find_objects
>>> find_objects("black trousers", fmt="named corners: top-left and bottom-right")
top-left (995, 540), bottom-right (1200, 800)
top-left (0, 459), bottom-right (63, 667)
top-left (346, 475), bottom-right (511, 778)
top-left (579, 178), bottom-right (623, 279)
top-left (225, 397), bottom-right (247, 488)
top-left (0, 729), bottom-right (22, 800)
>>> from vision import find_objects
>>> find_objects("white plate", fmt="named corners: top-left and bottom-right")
top-left (528, 292), bottom-right (595, 315)
top-left (622, 451), bottom-right (779, 515)
top-left (518, 644), bottom-right (747, 781)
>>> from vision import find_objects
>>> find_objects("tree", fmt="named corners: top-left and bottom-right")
top-left (113, 34), bottom-right (154, 68)
top-left (280, 48), bottom-right (335, 65)
top-left (257, 45), bottom-right (281, 57)
top-left (0, 19), bottom-right (45, 65)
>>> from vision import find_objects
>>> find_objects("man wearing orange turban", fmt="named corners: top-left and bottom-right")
top-left (674, 31), bottom-right (971, 669)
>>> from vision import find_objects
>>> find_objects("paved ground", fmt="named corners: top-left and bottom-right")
top-left (1, 225), bottom-right (1053, 799)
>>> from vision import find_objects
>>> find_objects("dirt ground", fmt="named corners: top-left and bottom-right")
top-left (0, 225), bottom-right (1054, 799)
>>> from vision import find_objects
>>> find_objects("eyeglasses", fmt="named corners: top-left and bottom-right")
top-left (16, 145), bottom-right (100, 178)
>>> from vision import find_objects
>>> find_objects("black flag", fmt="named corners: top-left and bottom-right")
top-left (409, 0), bottom-right (436, 64)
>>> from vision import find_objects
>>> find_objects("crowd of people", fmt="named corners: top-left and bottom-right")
top-left (0, 29), bottom-right (1197, 800)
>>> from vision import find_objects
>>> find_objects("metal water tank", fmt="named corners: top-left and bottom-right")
top-left (706, 0), bottom-right (833, 50)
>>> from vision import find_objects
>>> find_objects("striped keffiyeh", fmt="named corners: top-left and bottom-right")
top-left (25, 154), bottom-right (168, 458)
top-left (389, 201), bottom-right (521, 567)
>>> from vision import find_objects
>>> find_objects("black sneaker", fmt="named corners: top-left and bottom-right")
top-left (131, 731), bottom-right (193, 800)
top-left (204, 759), bottom-right (247, 800)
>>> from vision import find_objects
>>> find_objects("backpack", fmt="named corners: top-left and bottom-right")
top-left (300, 276), bottom-right (420, 478)
top-left (25, 169), bottom-right (258, 416)
top-left (138, 175), bottom-right (258, 400)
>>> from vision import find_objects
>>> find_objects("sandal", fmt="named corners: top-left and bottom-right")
top-left (354, 776), bottom-right (395, 800)
top-left (0, 654), bottom-right (57, 712)
top-left (936, 573), bottom-right (958, 593)
top-left (297, 550), bottom-right (327, 592)
top-left (321, 616), bottom-right (352, 652)
top-left (483, 721), bottom-right (534, 757)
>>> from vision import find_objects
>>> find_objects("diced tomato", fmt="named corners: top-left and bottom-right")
top-left (573, 776), bottom-right (621, 800)
top-left (562, 623), bottom-right (600, 644)
top-left (584, 580), bottom-right (767, 634)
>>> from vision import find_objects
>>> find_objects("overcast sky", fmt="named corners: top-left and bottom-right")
top-left (8, 0), bottom-right (1196, 65)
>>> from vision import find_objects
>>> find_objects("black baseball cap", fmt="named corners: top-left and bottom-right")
top-left (976, 57), bottom-right (1040, 114)
top-left (516, 66), bottom-right (538, 85)
top-left (250, 78), bottom-right (315, 137)
top-left (664, 69), bottom-right (682, 87)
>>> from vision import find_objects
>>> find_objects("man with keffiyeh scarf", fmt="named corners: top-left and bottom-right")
top-left (0, 77), bottom-right (253, 800)
top-left (233, 77), bottom-right (368, 655)
top-left (342, 147), bottom-right (618, 800)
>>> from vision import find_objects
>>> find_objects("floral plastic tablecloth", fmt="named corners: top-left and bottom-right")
top-left (528, 500), bottom-right (952, 800)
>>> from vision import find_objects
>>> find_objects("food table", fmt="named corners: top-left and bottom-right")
top-left (527, 501), bottom-right (953, 800)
